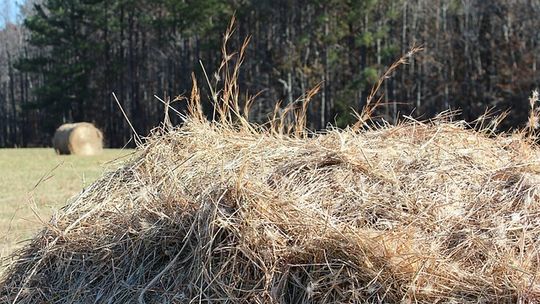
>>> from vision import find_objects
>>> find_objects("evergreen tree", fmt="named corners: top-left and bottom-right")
top-left (19, 0), bottom-right (107, 132)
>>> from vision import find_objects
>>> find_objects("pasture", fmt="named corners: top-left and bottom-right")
top-left (0, 148), bottom-right (134, 265)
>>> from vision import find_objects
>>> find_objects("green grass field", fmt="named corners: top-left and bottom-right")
top-left (0, 148), bottom-right (134, 265)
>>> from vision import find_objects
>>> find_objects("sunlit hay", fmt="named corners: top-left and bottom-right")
top-left (52, 122), bottom-right (103, 156)
top-left (2, 20), bottom-right (540, 303)
top-left (3, 114), bottom-right (540, 303)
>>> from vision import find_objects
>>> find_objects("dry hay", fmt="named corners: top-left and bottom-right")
top-left (53, 122), bottom-right (103, 156)
top-left (1, 111), bottom-right (540, 303)
top-left (2, 26), bottom-right (540, 303)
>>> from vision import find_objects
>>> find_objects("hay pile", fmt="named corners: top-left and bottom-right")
top-left (1, 111), bottom-right (540, 303)
top-left (53, 122), bottom-right (103, 156)
top-left (2, 26), bottom-right (540, 302)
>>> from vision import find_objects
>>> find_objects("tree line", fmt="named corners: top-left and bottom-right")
top-left (0, 0), bottom-right (539, 147)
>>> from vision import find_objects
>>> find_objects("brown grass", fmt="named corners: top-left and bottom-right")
top-left (1, 21), bottom-right (540, 303)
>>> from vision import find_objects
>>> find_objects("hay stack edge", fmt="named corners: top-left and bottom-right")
top-left (53, 122), bottom-right (103, 156)
top-left (2, 50), bottom-right (540, 303)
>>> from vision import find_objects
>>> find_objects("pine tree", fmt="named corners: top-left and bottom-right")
top-left (19, 0), bottom-right (108, 132)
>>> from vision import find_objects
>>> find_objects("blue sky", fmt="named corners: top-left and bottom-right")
top-left (1, 0), bottom-right (22, 27)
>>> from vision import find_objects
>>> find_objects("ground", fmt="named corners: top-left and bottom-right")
top-left (0, 148), bottom-right (134, 269)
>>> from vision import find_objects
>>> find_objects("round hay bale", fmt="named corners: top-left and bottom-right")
top-left (52, 122), bottom-right (103, 156)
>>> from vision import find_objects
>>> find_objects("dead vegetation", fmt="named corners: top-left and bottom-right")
top-left (1, 21), bottom-right (540, 303)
